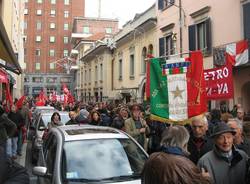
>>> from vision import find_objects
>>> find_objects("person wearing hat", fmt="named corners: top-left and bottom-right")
top-left (197, 122), bottom-right (248, 184)
top-left (124, 104), bottom-right (150, 150)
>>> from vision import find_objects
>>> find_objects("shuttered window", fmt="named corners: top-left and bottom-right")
top-left (188, 18), bottom-right (211, 55)
top-left (159, 35), bottom-right (174, 58)
top-left (243, 3), bottom-right (250, 60)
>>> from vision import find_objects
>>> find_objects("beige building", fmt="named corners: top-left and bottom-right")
top-left (157, 0), bottom-right (250, 112)
top-left (80, 38), bottom-right (114, 102)
top-left (112, 4), bottom-right (157, 103)
top-left (0, 0), bottom-right (23, 100)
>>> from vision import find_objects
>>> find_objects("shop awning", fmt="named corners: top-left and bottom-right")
top-left (0, 18), bottom-right (22, 75)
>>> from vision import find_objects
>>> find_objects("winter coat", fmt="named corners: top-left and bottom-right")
top-left (124, 117), bottom-right (150, 150)
top-left (198, 146), bottom-right (248, 184)
top-left (8, 112), bottom-right (24, 137)
top-left (0, 114), bottom-right (16, 144)
top-left (188, 134), bottom-right (214, 164)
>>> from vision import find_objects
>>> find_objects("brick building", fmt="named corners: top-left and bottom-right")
top-left (23, 0), bottom-right (85, 97)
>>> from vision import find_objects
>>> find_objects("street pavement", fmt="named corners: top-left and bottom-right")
top-left (16, 141), bottom-right (37, 184)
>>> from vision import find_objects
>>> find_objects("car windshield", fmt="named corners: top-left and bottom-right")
top-left (62, 138), bottom-right (147, 182)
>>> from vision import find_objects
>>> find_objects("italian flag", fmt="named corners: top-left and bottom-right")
top-left (146, 51), bottom-right (207, 123)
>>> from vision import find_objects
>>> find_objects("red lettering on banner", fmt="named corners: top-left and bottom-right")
top-left (204, 63), bottom-right (233, 100)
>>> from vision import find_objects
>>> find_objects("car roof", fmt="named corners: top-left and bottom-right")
top-left (56, 125), bottom-right (129, 141)
top-left (35, 106), bottom-right (55, 110)
top-left (40, 111), bottom-right (69, 116)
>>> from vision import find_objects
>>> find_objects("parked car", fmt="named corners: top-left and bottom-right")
top-left (31, 111), bottom-right (70, 164)
top-left (28, 106), bottom-right (55, 140)
top-left (33, 125), bottom-right (148, 184)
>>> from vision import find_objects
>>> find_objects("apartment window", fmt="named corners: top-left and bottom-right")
top-left (50, 23), bottom-right (56, 29)
top-left (83, 26), bottom-right (89, 33)
top-left (64, 0), bottom-right (70, 5)
top-left (35, 63), bottom-right (40, 70)
top-left (105, 27), bottom-right (112, 34)
top-left (24, 9), bottom-right (28, 15)
top-left (64, 23), bottom-right (69, 30)
top-left (24, 48), bottom-right (27, 55)
top-left (158, 0), bottom-right (175, 10)
top-left (36, 35), bottom-right (41, 42)
top-left (63, 49), bottom-right (68, 57)
top-left (50, 36), bottom-right (55, 43)
top-left (35, 49), bottom-right (41, 56)
top-left (141, 47), bottom-right (147, 74)
top-left (63, 36), bottom-right (69, 44)
top-left (64, 11), bottom-right (69, 18)
top-left (37, 0), bottom-right (42, 3)
top-left (89, 69), bottom-right (91, 82)
top-left (84, 70), bottom-right (87, 82)
top-left (36, 21), bottom-right (42, 30)
top-left (243, 3), bottom-right (250, 60)
top-left (130, 54), bottom-right (135, 78)
top-left (23, 35), bottom-right (27, 43)
top-left (50, 10), bottom-right (56, 17)
top-left (188, 18), bottom-right (211, 55)
top-left (49, 63), bottom-right (55, 69)
top-left (118, 59), bottom-right (122, 80)
top-left (100, 64), bottom-right (103, 80)
top-left (36, 9), bottom-right (42, 15)
top-left (49, 49), bottom-right (55, 56)
top-left (23, 21), bottom-right (27, 29)
top-left (51, 0), bottom-right (56, 4)
top-left (159, 34), bottom-right (174, 57)
top-left (95, 66), bottom-right (98, 81)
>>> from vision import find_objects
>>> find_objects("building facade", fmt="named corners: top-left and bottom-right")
top-left (112, 4), bottom-right (157, 103)
top-left (71, 17), bottom-right (119, 101)
top-left (23, 0), bottom-right (85, 97)
top-left (157, 0), bottom-right (250, 112)
top-left (0, 0), bottom-right (23, 100)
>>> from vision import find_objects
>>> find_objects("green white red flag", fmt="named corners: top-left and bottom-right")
top-left (147, 51), bottom-right (207, 124)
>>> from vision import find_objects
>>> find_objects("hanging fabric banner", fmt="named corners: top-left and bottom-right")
top-left (204, 63), bottom-right (234, 100)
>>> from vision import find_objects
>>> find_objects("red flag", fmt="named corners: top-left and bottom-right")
top-left (5, 83), bottom-right (13, 112)
top-left (187, 51), bottom-right (207, 117)
top-left (16, 95), bottom-right (26, 109)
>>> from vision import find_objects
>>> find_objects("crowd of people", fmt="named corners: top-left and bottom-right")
top-left (0, 97), bottom-right (250, 183)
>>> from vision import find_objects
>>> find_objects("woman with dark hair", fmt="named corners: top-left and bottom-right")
top-left (48, 112), bottom-right (63, 129)
top-left (89, 111), bottom-right (101, 126)
top-left (142, 125), bottom-right (211, 184)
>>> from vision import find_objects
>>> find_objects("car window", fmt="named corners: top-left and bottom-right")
top-left (62, 138), bottom-right (147, 182)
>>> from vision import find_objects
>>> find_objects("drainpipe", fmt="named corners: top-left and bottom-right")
top-left (179, 0), bottom-right (183, 57)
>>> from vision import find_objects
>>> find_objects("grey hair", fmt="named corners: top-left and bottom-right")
top-left (191, 115), bottom-right (208, 125)
top-left (228, 118), bottom-right (243, 130)
top-left (160, 125), bottom-right (190, 150)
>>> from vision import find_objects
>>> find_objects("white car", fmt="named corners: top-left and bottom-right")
top-left (33, 125), bottom-right (148, 184)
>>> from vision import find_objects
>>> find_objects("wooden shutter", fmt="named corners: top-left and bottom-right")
top-left (188, 24), bottom-right (196, 51)
top-left (158, 0), bottom-right (164, 10)
top-left (205, 18), bottom-right (212, 55)
top-left (159, 37), bottom-right (165, 56)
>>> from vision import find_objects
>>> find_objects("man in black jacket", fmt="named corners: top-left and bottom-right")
top-left (188, 115), bottom-right (213, 164)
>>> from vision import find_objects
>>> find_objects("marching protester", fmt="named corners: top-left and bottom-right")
top-left (65, 111), bottom-right (78, 125)
top-left (7, 105), bottom-right (24, 159)
top-left (111, 106), bottom-right (129, 130)
top-left (188, 115), bottom-right (213, 164)
top-left (198, 122), bottom-right (248, 184)
top-left (124, 104), bottom-right (150, 150)
top-left (142, 125), bottom-right (211, 184)
top-left (89, 111), bottom-right (102, 125)
top-left (48, 112), bottom-right (63, 129)
top-left (227, 118), bottom-right (250, 156)
top-left (0, 105), bottom-right (29, 184)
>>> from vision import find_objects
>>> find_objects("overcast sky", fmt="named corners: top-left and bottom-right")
top-left (85, 0), bottom-right (156, 28)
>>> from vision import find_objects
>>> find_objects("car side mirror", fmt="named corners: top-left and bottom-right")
top-left (33, 166), bottom-right (52, 178)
